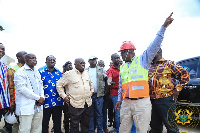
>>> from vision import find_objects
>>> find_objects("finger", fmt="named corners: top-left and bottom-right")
top-left (168, 12), bottom-right (173, 18)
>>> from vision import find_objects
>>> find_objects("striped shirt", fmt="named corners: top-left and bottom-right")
top-left (0, 63), bottom-right (10, 109)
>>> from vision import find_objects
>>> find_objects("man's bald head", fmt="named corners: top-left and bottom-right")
top-left (16, 51), bottom-right (27, 64)
top-left (74, 58), bottom-right (85, 73)
top-left (25, 53), bottom-right (37, 69)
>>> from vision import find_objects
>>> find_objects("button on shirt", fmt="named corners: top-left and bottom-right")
top-left (39, 66), bottom-right (64, 108)
top-left (14, 64), bottom-right (44, 115)
top-left (56, 69), bottom-right (94, 108)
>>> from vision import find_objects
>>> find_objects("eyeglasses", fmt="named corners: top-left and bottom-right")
top-left (79, 62), bottom-right (85, 64)
top-left (121, 50), bottom-right (129, 55)
top-left (47, 59), bottom-right (56, 62)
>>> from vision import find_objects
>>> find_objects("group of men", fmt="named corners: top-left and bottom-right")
top-left (0, 12), bottom-right (190, 133)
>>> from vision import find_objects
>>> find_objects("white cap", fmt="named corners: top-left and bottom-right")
top-left (88, 56), bottom-right (98, 61)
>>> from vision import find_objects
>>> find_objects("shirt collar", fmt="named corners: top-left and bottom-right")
top-left (42, 65), bottom-right (59, 71)
top-left (111, 65), bottom-right (119, 69)
top-left (24, 64), bottom-right (35, 71)
top-left (156, 58), bottom-right (165, 63)
top-left (74, 68), bottom-right (83, 74)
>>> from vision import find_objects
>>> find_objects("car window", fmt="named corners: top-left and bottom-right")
top-left (178, 60), bottom-right (199, 79)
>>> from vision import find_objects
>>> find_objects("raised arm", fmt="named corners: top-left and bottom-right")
top-left (141, 12), bottom-right (174, 69)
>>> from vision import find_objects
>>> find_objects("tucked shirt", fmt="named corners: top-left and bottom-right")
top-left (118, 26), bottom-right (166, 101)
top-left (107, 65), bottom-right (120, 96)
top-left (0, 62), bottom-right (10, 109)
top-left (8, 63), bottom-right (23, 106)
top-left (56, 69), bottom-right (94, 108)
top-left (14, 64), bottom-right (44, 115)
top-left (148, 58), bottom-right (190, 99)
top-left (39, 65), bottom-right (64, 108)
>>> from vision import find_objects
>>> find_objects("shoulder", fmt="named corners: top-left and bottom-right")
top-left (38, 65), bottom-right (47, 73)
top-left (97, 66), bottom-right (103, 71)
top-left (63, 69), bottom-right (74, 77)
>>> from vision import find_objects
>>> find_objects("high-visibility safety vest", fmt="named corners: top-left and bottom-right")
top-left (12, 65), bottom-right (21, 72)
top-left (120, 56), bottom-right (149, 99)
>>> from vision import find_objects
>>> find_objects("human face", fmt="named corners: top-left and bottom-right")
top-left (75, 58), bottom-right (85, 72)
top-left (112, 54), bottom-right (120, 66)
top-left (25, 54), bottom-right (37, 69)
top-left (109, 62), bottom-right (113, 67)
top-left (0, 44), bottom-right (5, 59)
top-left (120, 49), bottom-right (134, 62)
top-left (65, 64), bottom-right (73, 71)
top-left (98, 60), bottom-right (105, 67)
top-left (88, 58), bottom-right (97, 68)
top-left (18, 51), bottom-right (27, 64)
top-left (46, 55), bottom-right (56, 69)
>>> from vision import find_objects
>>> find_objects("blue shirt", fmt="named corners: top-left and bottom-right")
top-left (118, 26), bottom-right (166, 101)
top-left (39, 65), bottom-right (64, 108)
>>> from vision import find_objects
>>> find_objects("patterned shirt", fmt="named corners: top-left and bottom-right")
top-left (39, 66), bottom-right (64, 108)
top-left (8, 63), bottom-right (23, 106)
top-left (0, 63), bottom-right (10, 109)
top-left (148, 58), bottom-right (190, 99)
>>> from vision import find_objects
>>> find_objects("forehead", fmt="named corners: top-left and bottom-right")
top-left (114, 54), bottom-right (120, 58)
top-left (65, 63), bottom-right (72, 67)
top-left (47, 56), bottom-right (56, 60)
top-left (89, 58), bottom-right (97, 61)
top-left (0, 44), bottom-right (5, 50)
top-left (27, 54), bottom-right (36, 59)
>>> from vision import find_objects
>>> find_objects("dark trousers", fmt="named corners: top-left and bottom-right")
top-left (108, 98), bottom-right (116, 128)
top-left (42, 106), bottom-right (63, 133)
top-left (4, 121), bottom-right (13, 133)
top-left (0, 109), bottom-right (4, 121)
top-left (63, 103), bottom-right (70, 133)
top-left (69, 103), bottom-right (91, 133)
top-left (150, 96), bottom-right (179, 133)
top-left (103, 95), bottom-right (109, 129)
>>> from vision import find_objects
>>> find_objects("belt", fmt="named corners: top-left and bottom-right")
top-left (125, 97), bottom-right (144, 100)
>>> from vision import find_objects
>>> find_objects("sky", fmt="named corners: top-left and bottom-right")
top-left (0, 0), bottom-right (200, 70)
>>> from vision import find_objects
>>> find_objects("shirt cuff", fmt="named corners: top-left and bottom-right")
top-left (157, 26), bottom-right (166, 38)
top-left (175, 84), bottom-right (183, 91)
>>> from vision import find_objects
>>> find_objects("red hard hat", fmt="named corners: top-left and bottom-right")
top-left (118, 41), bottom-right (136, 52)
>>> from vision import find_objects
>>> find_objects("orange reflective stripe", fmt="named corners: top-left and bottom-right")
top-left (121, 83), bottom-right (128, 99)
top-left (128, 80), bottom-right (149, 98)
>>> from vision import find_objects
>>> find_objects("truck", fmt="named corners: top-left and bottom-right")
top-left (177, 56), bottom-right (200, 121)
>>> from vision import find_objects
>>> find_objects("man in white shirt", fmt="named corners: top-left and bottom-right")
top-left (14, 53), bottom-right (44, 133)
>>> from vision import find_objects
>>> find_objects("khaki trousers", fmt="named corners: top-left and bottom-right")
top-left (18, 111), bottom-right (43, 133)
top-left (119, 97), bottom-right (152, 133)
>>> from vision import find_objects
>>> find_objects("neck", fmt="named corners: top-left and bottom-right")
top-left (90, 65), bottom-right (96, 68)
top-left (113, 64), bottom-right (120, 69)
top-left (47, 67), bottom-right (54, 72)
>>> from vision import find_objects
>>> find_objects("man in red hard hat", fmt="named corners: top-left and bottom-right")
top-left (115, 12), bottom-right (174, 133)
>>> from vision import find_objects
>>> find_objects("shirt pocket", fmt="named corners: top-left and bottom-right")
top-left (83, 78), bottom-right (90, 89)
top-left (71, 79), bottom-right (81, 89)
